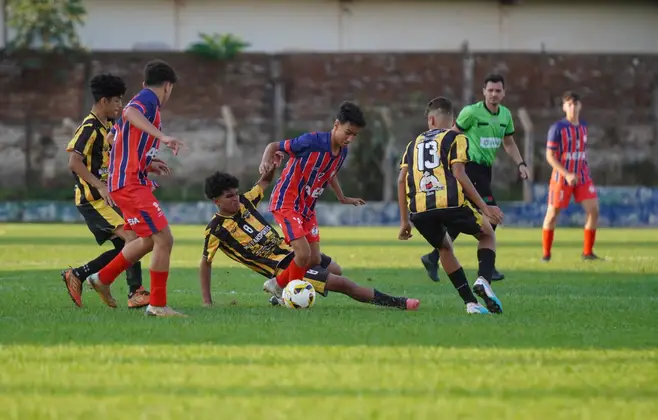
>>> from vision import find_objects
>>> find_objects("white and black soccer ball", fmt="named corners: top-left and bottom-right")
top-left (282, 279), bottom-right (316, 309)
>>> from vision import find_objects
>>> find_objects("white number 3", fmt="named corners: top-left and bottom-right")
top-left (416, 141), bottom-right (440, 171)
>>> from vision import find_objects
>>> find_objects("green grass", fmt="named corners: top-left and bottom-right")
top-left (0, 223), bottom-right (657, 419)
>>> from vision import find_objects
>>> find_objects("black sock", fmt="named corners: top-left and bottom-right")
top-left (372, 289), bottom-right (407, 309)
top-left (73, 248), bottom-right (121, 281)
top-left (126, 261), bottom-right (143, 295)
top-left (429, 249), bottom-right (440, 262)
top-left (477, 248), bottom-right (496, 284)
top-left (447, 267), bottom-right (478, 304)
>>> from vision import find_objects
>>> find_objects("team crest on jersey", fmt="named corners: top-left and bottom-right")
top-left (419, 171), bottom-right (443, 193)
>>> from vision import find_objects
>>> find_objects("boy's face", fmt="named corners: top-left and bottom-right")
top-left (332, 121), bottom-right (361, 147)
top-left (214, 188), bottom-right (240, 214)
top-left (101, 96), bottom-right (123, 120)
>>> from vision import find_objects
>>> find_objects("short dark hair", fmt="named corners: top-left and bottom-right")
top-left (89, 74), bottom-right (126, 103)
top-left (144, 60), bottom-right (178, 86)
top-left (336, 101), bottom-right (366, 128)
top-left (204, 171), bottom-right (239, 200)
top-left (562, 90), bottom-right (581, 102)
top-left (484, 73), bottom-right (505, 88)
top-left (424, 96), bottom-right (453, 116)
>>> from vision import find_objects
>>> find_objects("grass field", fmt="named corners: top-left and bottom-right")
top-left (0, 223), bottom-right (657, 419)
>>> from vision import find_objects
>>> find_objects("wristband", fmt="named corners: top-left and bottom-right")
top-left (518, 161), bottom-right (527, 168)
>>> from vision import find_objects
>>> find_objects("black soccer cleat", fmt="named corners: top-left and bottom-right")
top-left (420, 253), bottom-right (440, 282)
top-left (491, 267), bottom-right (505, 282)
top-left (582, 253), bottom-right (605, 261)
top-left (541, 255), bottom-right (551, 262)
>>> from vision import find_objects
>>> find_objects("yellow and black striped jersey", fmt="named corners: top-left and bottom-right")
top-left (400, 128), bottom-right (470, 213)
top-left (202, 184), bottom-right (293, 278)
top-left (65, 112), bottom-right (112, 205)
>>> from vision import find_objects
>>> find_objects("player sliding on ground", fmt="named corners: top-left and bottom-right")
top-left (258, 101), bottom-right (366, 300)
top-left (200, 164), bottom-right (420, 311)
top-left (398, 96), bottom-right (504, 314)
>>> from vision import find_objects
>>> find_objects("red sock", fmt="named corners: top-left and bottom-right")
top-left (149, 270), bottom-right (168, 307)
top-left (98, 252), bottom-right (133, 285)
top-left (584, 229), bottom-right (596, 255)
top-left (275, 260), bottom-right (307, 288)
top-left (542, 229), bottom-right (554, 258)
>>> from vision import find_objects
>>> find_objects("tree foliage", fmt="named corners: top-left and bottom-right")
top-left (6, 0), bottom-right (87, 52)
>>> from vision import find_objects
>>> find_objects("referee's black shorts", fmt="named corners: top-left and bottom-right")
top-left (465, 162), bottom-right (496, 205)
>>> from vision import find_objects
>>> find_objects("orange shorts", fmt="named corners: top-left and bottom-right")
top-left (110, 184), bottom-right (168, 237)
top-left (548, 180), bottom-right (598, 209)
top-left (271, 210), bottom-right (320, 244)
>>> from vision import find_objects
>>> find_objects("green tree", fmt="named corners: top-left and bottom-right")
top-left (6, 0), bottom-right (86, 52)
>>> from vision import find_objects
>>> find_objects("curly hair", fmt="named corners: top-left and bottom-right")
top-left (89, 74), bottom-right (127, 103)
top-left (204, 171), bottom-right (239, 199)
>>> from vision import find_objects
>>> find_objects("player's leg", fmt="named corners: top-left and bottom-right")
top-left (411, 210), bottom-right (488, 314)
top-left (112, 227), bottom-right (149, 308)
top-left (575, 182), bottom-right (602, 260)
top-left (62, 200), bottom-right (126, 307)
top-left (541, 182), bottom-right (571, 261)
top-left (305, 216), bottom-right (323, 268)
top-left (475, 164), bottom-right (505, 281)
top-left (267, 211), bottom-right (313, 297)
top-left (303, 268), bottom-right (420, 311)
top-left (470, 214), bottom-right (503, 314)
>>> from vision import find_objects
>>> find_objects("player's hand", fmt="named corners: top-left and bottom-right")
top-left (483, 205), bottom-right (504, 226)
top-left (97, 184), bottom-right (115, 207)
top-left (340, 197), bottom-right (366, 206)
top-left (518, 164), bottom-right (531, 180)
top-left (398, 222), bottom-right (413, 240)
top-left (259, 161), bottom-right (273, 175)
top-left (272, 151), bottom-right (285, 168)
top-left (150, 160), bottom-right (171, 176)
top-left (565, 172), bottom-right (577, 186)
top-left (161, 136), bottom-right (186, 156)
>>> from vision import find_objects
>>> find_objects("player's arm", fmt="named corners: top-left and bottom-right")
top-left (501, 113), bottom-right (530, 179)
top-left (66, 125), bottom-right (112, 203)
top-left (124, 101), bottom-right (184, 154)
top-left (260, 133), bottom-right (325, 173)
top-left (397, 145), bottom-right (413, 240)
top-left (545, 124), bottom-right (575, 185)
top-left (452, 106), bottom-right (473, 133)
top-left (256, 151), bottom-right (284, 190)
top-left (200, 229), bottom-right (221, 306)
top-left (330, 176), bottom-right (365, 206)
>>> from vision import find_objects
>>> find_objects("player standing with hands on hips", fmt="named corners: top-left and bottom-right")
top-left (420, 74), bottom-right (530, 283)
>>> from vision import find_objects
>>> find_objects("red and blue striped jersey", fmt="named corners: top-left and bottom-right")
top-left (108, 89), bottom-right (161, 192)
top-left (547, 119), bottom-right (592, 185)
top-left (269, 132), bottom-right (347, 220)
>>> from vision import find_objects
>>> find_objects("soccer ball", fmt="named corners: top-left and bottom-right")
top-left (282, 279), bottom-right (316, 309)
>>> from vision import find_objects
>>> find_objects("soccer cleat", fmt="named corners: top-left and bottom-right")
top-left (263, 278), bottom-right (283, 300)
top-left (269, 296), bottom-right (283, 306)
top-left (541, 255), bottom-right (551, 262)
top-left (87, 273), bottom-right (117, 308)
top-left (405, 298), bottom-right (420, 310)
top-left (582, 253), bottom-right (605, 261)
top-left (144, 305), bottom-right (187, 317)
top-left (61, 268), bottom-right (83, 307)
top-left (473, 277), bottom-right (503, 314)
top-left (128, 287), bottom-right (150, 309)
top-left (491, 268), bottom-right (505, 281)
top-left (420, 253), bottom-right (440, 282)
top-left (466, 302), bottom-right (490, 314)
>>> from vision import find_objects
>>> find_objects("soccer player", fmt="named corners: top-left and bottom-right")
top-left (542, 91), bottom-right (601, 261)
top-left (398, 97), bottom-right (504, 314)
top-left (61, 74), bottom-right (153, 309)
top-left (420, 74), bottom-right (529, 283)
top-left (200, 166), bottom-right (419, 311)
top-left (258, 101), bottom-right (366, 298)
top-left (86, 60), bottom-right (186, 317)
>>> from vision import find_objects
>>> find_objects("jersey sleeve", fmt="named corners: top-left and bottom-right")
top-left (202, 226), bottom-right (221, 263)
top-left (66, 124), bottom-right (98, 157)
top-left (455, 106), bottom-right (474, 132)
top-left (546, 123), bottom-right (562, 153)
top-left (449, 134), bottom-right (470, 166)
top-left (242, 184), bottom-right (264, 206)
top-left (504, 110), bottom-right (516, 136)
top-left (399, 141), bottom-right (413, 169)
top-left (277, 133), bottom-right (327, 157)
top-left (126, 91), bottom-right (158, 120)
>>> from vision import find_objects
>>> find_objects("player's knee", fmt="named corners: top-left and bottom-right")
top-left (308, 254), bottom-right (322, 268)
top-left (153, 228), bottom-right (174, 250)
top-left (328, 261), bottom-right (342, 276)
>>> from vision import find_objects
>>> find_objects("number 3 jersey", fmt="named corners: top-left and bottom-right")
top-left (400, 129), bottom-right (470, 213)
top-left (269, 132), bottom-right (348, 221)
top-left (203, 184), bottom-right (294, 278)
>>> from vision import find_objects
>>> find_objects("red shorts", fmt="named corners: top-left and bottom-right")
top-left (110, 184), bottom-right (168, 237)
top-left (271, 210), bottom-right (320, 244)
top-left (548, 180), bottom-right (598, 209)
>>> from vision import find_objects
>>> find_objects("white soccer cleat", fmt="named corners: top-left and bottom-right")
top-left (466, 302), bottom-right (490, 314)
top-left (144, 305), bottom-right (187, 317)
top-left (263, 278), bottom-right (283, 300)
top-left (473, 277), bottom-right (503, 314)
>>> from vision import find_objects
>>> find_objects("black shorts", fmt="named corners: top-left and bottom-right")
top-left (76, 199), bottom-right (124, 245)
top-left (410, 203), bottom-right (483, 249)
top-left (277, 253), bottom-right (332, 296)
top-left (466, 162), bottom-right (496, 205)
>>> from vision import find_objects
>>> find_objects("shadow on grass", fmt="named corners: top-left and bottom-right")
top-left (0, 266), bottom-right (656, 350)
